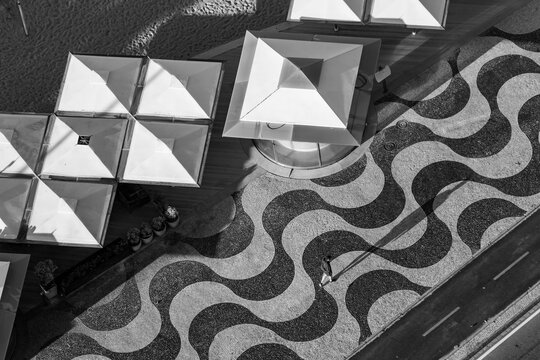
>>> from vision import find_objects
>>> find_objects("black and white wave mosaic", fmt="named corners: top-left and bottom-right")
top-left (37, 22), bottom-right (540, 360)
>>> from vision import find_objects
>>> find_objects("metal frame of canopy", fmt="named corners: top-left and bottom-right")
top-left (55, 52), bottom-right (145, 118)
top-left (18, 177), bottom-right (117, 248)
top-left (133, 58), bottom-right (225, 122)
top-left (117, 117), bottom-right (212, 187)
top-left (36, 114), bottom-right (129, 181)
top-left (287, 0), bottom-right (450, 30)
top-left (0, 252), bottom-right (30, 360)
top-left (223, 31), bottom-right (381, 146)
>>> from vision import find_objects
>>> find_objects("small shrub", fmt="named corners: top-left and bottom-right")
top-left (34, 259), bottom-right (58, 287)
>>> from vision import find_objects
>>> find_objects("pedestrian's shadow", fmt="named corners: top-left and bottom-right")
top-left (333, 180), bottom-right (467, 280)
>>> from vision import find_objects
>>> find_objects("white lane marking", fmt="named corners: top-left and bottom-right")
top-left (493, 252), bottom-right (530, 281)
top-left (422, 307), bottom-right (461, 337)
top-left (477, 307), bottom-right (540, 360)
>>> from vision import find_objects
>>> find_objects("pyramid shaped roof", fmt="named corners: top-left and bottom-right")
top-left (239, 36), bottom-right (362, 128)
top-left (39, 115), bottom-right (127, 179)
top-left (224, 31), bottom-right (381, 145)
top-left (0, 252), bottom-right (29, 360)
top-left (0, 261), bottom-right (8, 300)
top-left (367, 0), bottom-right (448, 28)
top-left (55, 53), bottom-right (143, 115)
top-left (0, 114), bottom-right (48, 176)
top-left (135, 59), bottom-right (222, 119)
top-left (0, 178), bottom-right (32, 240)
top-left (119, 120), bottom-right (209, 186)
top-left (288, 0), bottom-right (448, 28)
top-left (288, 0), bottom-right (366, 22)
top-left (25, 179), bottom-right (114, 247)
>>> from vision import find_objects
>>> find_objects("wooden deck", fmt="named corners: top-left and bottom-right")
top-left (1, 0), bottom-right (533, 312)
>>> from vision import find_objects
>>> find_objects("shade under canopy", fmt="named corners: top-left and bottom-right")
top-left (223, 31), bottom-right (381, 145)
top-left (0, 253), bottom-right (30, 360)
top-left (287, 0), bottom-right (449, 29)
top-left (55, 53), bottom-right (143, 116)
top-left (25, 179), bottom-right (115, 247)
top-left (0, 178), bottom-right (32, 240)
top-left (0, 113), bottom-right (48, 176)
top-left (119, 120), bottom-right (209, 186)
top-left (39, 115), bottom-right (127, 179)
top-left (135, 59), bottom-right (223, 120)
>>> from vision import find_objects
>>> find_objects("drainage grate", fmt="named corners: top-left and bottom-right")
top-left (397, 119), bottom-right (408, 129)
top-left (384, 142), bottom-right (397, 151)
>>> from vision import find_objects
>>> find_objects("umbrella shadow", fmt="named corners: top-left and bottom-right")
top-left (333, 179), bottom-right (467, 280)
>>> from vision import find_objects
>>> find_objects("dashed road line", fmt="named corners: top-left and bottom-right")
top-left (493, 252), bottom-right (529, 281)
top-left (422, 307), bottom-right (460, 337)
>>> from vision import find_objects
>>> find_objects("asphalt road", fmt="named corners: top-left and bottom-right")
top-left (349, 209), bottom-right (540, 360)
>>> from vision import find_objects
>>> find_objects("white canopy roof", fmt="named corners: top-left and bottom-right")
top-left (119, 120), bottom-right (209, 186)
top-left (0, 113), bottom-right (48, 175)
top-left (39, 115), bottom-right (126, 179)
top-left (0, 253), bottom-right (30, 360)
top-left (26, 179), bottom-right (114, 247)
top-left (0, 262), bottom-right (8, 300)
top-left (288, 0), bottom-right (448, 29)
top-left (56, 53), bottom-right (143, 115)
top-left (136, 59), bottom-right (222, 119)
top-left (288, 0), bottom-right (366, 22)
top-left (0, 178), bottom-right (32, 240)
top-left (224, 31), bottom-right (380, 145)
top-left (367, 0), bottom-right (448, 28)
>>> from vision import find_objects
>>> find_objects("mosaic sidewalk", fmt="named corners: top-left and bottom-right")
top-left (35, 3), bottom-right (540, 360)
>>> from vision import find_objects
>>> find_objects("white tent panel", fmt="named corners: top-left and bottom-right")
top-left (0, 262), bottom-right (8, 299)
top-left (26, 180), bottom-right (113, 247)
top-left (288, 0), bottom-right (365, 22)
top-left (224, 31), bottom-right (380, 146)
top-left (56, 54), bottom-right (142, 115)
top-left (228, 33), bottom-right (362, 130)
top-left (243, 88), bottom-right (346, 127)
top-left (0, 114), bottom-right (48, 175)
top-left (368, 0), bottom-right (442, 27)
top-left (0, 178), bottom-right (32, 240)
top-left (39, 115), bottom-right (126, 179)
top-left (136, 59), bottom-right (222, 119)
top-left (287, 0), bottom-right (447, 28)
top-left (121, 121), bottom-right (208, 185)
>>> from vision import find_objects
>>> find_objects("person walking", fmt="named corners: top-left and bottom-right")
top-left (319, 255), bottom-right (333, 287)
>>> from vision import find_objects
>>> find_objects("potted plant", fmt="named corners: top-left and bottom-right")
top-left (151, 216), bottom-right (167, 237)
top-left (127, 227), bottom-right (141, 251)
top-left (140, 222), bottom-right (154, 244)
top-left (163, 205), bottom-right (180, 228)
top-left (34, 259), bottom-right (59, 300)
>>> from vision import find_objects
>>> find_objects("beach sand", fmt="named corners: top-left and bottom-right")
top-left (0, 0), bottom-right (288, 113)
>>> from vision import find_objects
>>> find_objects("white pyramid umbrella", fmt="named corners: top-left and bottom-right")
top-left (0, 178), bottom-right (32, 240)
top-left (136, 59), bottom-right (223, 120)
top-left (0, 262), bottom-right (8, 299)
top-left (366, 0), bottom-right (448, 28)
top-left (55, 53), bottom-right (143, 116)
top-left (0, 252), bottom-right (30, 360)
top-left (288, 0), bottom-right (367, 22)
top-left (223, 31), bottom-right (381, 145)
top-left (119, 120), bottom-right (209, 186)
top-left (0, 113), bottom-right (48, 175)
top-left (288, 0), bottom-right (449, 29)
top-left (39, 115), bottom-right (127, 179)
top-left (25, 179), bottom-right (115, 247)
